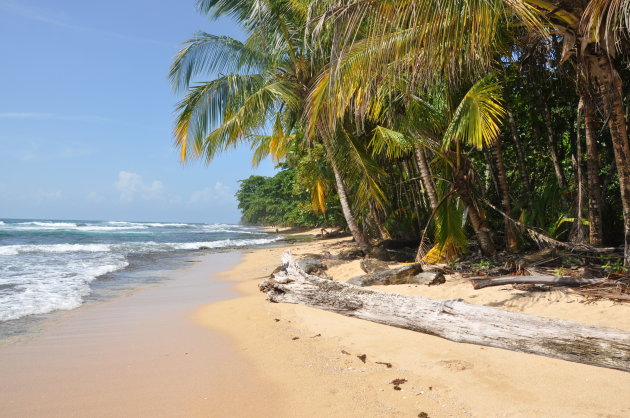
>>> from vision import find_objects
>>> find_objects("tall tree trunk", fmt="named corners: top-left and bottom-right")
top-left (543, 102), bottom-right (568, 190)
top-left (483, 149), bottom-right (501, 199)
top-left (491, 140), bottom-right (519, 252)
top-left (324, 140), bottom-right (371, 250)
top-left (368, 201), bottom-right (391, 241)
top-left (571, 100), bottom-right (587, 243)
top-left (507, 110), bottom-right (534, 205)
top-left (402, 160), bottom-right (425, 232)
top-left (587, 53), bottom-right (630, 265)
top-left (451, 152), bottom-right (496, 256)
top-left (414, 145), bottom-right (438, 211)
top-left (583, 94), bottom-right (604, 246)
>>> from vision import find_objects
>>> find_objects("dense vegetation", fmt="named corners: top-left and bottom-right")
top-left (236, 169), bottom-right (344, 227)
top-left (171, 0), bottom-right (630, 265)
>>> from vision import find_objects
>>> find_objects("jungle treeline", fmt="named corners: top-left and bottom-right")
top-left (171, 0), bottom-right (630, 264)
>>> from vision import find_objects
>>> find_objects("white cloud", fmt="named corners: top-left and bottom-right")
top-left (115, 171), bottom-right (163, 201)
top-left (13, 142), bottom-right (94, 162)
top-left (39, 190), bottom-right (61, 200)
top-left (86, 191), bottom-right (105, 203)
top-left (189, 182), bottom-right (233, 204)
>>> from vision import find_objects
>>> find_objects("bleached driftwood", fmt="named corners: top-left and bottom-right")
top-left (259, 252), bottom-right (630, 372)
top-left (471, 276), bottom-right (609, 290)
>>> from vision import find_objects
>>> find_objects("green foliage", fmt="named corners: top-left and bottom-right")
top-left (475, 260), bottom-right (492, 270)
top-left (173, 0), bottom-right (630, 259)
top-left (235, 169), bottom-right (343, 227)
top-left (600, 257), bottom-right (629, 275)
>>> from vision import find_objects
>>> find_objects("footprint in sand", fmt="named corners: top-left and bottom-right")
top-left (436, 360), bottom-right (473, 371)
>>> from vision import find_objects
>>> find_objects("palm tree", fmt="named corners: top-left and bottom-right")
top-left (170, 0), bottom-right (380, 250)
top-left (310, 0), bottom-right (630, 262)
top-left (359, 77), bottom-right (506, 256)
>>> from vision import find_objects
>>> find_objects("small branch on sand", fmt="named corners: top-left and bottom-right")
top-left (260, 253), bottom-right (630, 373)
top-left (470, 276), bottom-right (611, 290)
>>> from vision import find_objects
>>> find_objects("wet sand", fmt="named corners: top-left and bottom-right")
top-left (0, 252), bottom-right (284, 417)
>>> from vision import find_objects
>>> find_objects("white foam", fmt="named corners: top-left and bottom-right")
top-left (144, 222), bottom-right (190, 227)
top-left (0, 256), bottom-right (128, 322)
top-left (164, 237), bottom-right (281, 250)
top-left (0, 247), bottom-right (18, 256)
top-left (106, 221), bottom-right (191, 228)
top-left (74, 225), bottom-right (147, 232)
top-left (17, 221), bottom-right (77, 227)
top-left (0, 243), bottom-right (111, 255)
top-left (4, 224), bottom-right (148, 232)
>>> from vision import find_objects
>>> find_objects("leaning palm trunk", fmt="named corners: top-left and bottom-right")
top-left (368, 201), bottom-right (391, 241)
top-left (584, 53), bottom-right (630, 265)
top-left (413, 145), bottom-right (440, 261)
top-left (582, 94), bottom-right (604, 246)
top-left (491, 140), bottom-right (518, 252)
top-left (451, 152), bottom-right (496, 256)
top-left (324, 140), bottom-right (371, 250)
top-left (414, 145), bottom-right (439, 211)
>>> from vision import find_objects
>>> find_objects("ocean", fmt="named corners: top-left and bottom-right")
top-left (0, 218), bottom-right (279, 324)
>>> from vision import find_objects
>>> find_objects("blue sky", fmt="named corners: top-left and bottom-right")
top-left (0, 0), bottom-right (276, 224)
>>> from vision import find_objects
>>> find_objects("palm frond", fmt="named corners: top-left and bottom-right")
top-left (369, 126), bottom-right (414, 159)
top-left (443, 77), bottom-right (505, 149)
top-left (169, 32), bottom-right (271, 92)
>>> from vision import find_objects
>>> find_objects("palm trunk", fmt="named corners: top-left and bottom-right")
top-left (483, 149), bottom-right (501, 199)
top-left (324, 140), bottom-right (371, 250)
top-left (491, 140), bottom-right (519, 252)
top-left (587, 53), bottom-right (630, 265)
top-left (414, 145), bottom-right (438, 211)
top-left (571, 100), bottom-right (587, 243)
top-left (543, 102), bottom-right (567, 190)
top-left (368, 201), bottom-right (391, 241)
top-left (507, 110), bottom-right (534, 203)
top-left (451, 152), bottom-right (496, 256)
top-left (583, 95), bottom-right (604, 246)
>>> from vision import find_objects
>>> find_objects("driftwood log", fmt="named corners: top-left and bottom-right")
top-left (471, 276), bottom-right (609, 290)
top-left (260, 253), bottom-right (630, 372)
top-left (347, 263), bottom-right (445, 286)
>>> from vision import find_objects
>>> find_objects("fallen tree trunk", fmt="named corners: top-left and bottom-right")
top-left (260, 253), bottom-right (630, 372)
top-left (347, 263), bottom-right (444, 286)
top-left (471, 276), bottom-right (609, 290)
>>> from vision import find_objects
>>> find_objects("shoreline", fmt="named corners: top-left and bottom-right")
top-left (0, 251), bottom-right (286, 417)
top-left (1, 236), bottom-right (629, 416)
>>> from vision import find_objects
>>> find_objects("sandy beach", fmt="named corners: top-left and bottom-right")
top-left (1, 237), bottom-right (630, 417)
top-left (201, 236), bottom-right (630, 417)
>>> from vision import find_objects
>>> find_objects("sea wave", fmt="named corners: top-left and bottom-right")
top-left (106, 221), bottom-right (191, 228)
top-left (0, 243), bottom-right (111, 256)
top-left (0, 258), bottom-right (129, 322)
top-left (0, 237), bottom-right (281, 256)
top-left (74, 226), bottom-right (148, 232)
top-left (1, 223), bottom-right (149, 232)
top-left (17, 221), bottom-right (77, 227)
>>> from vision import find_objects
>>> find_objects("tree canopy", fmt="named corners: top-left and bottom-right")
top-left (172, 0), bottom-right (630, 267)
